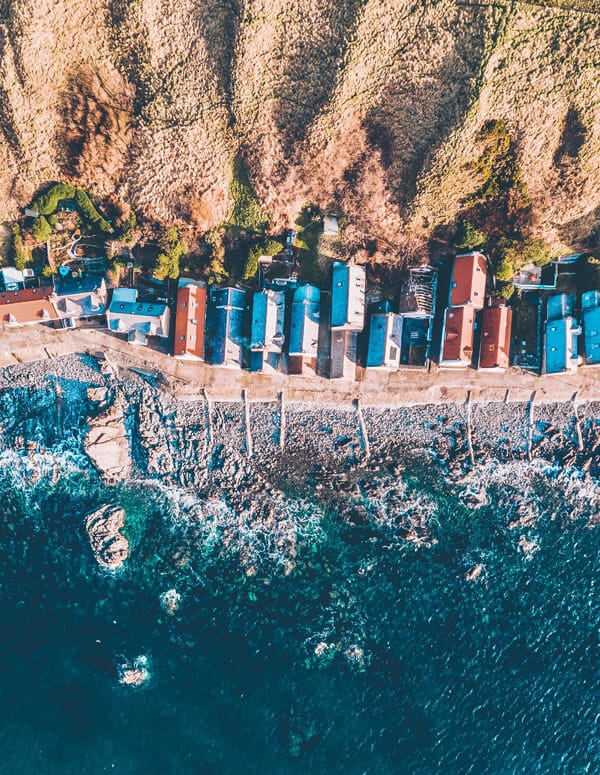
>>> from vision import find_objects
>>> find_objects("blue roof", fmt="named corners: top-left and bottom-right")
top-left (112, 287), bottom-right (137, 304)
top-left (582, 290), bottom-right (600, 365)
top-left (250, 291), bottom-right (268, 348)
top-left (289, 285), bottom-right (320, 354)
top-left (545, 318), bottom-right (579, 373)
top-left (331, 262), bottom-right (349, 327)
top-left (209, 287), bottom-right (246, 364)
top-left (546, 293), bottom-right (575, 321)
top-left (366, 314), bottom-right (387, 367)
top-left (55, 276), bottom-right (104, 297)
top-left (109, 291), bottom-right (166, 318)
top-left (212, 287), bottom-right (246, 309)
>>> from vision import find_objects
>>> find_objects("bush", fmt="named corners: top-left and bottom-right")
top-left (497, 282), bottom-right (515, 300)
top-left (263, 239), bottom-right (283, 256)
top-left (243, 245), bottom-right (261, 280)
top-left (228, 154), bottom-right (269, 232)
top-left (32, 182), bottom-right (76, 215)
top-left (495, 256), bottom-right (514, 281)
top-left (454, 220), bottom-right (486, 250)
top-left (10, 224), bottom-right (29, 269)
top-left (31, 215), bottom-right (52, 243)
top-left (75, 189), bottom-right (112, 233)
top-left (117, 211), bottom-right (137, 244)
top-left (152, 225), bottom-right (187, 280)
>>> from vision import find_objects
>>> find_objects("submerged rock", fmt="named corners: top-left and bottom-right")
top-left (465, 563), bottom-right (484, 582)
top-left (117, 655), bottom-right (149, 687)
top-left (159, 588), bottom-right (181, 615)
top-left (85, 504), bottom-right (130, 570)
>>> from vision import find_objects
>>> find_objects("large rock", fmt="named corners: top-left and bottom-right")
top-left (84, 397), bottom-right (131, 483)
top-left (85, 504), bottom-right (130, 570)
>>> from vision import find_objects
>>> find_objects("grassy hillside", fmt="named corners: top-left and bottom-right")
top-left (0, 0), bottom-right (597, 262)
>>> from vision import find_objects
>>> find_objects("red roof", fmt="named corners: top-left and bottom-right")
top-left (479, 305), bottom-right (512, 369)
top-left (0, 299), bottom-right (57, 324)
top-left (450, 253), bottom-right (487, 308)
top-left (174, 283), bottom-right (207, 358)
top-left (441, 306), bottom-right (475, 364)
top-left (0, 286), bottom-right (53, 305)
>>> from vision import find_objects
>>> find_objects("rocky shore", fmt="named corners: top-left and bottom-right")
top-left (0, 352), bottom-right (598, 569)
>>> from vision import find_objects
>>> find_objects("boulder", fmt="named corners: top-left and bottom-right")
top-left (84, 397), bottom-right (131, 483)
top-left (117, 655), bottom-right (149, 686)
top-left (85, 504), bottom-right (130, 570)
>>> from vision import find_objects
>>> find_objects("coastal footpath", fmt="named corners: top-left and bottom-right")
top-left (0, 324), bottom-right (598, 408)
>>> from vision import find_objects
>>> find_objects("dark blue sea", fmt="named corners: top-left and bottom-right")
top-left (1, 458), bottom-right (600, 774)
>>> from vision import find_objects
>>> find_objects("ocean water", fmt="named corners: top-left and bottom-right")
top-left (1, 456), bottom-right (600, 774)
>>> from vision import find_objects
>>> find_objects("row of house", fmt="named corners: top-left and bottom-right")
top-left (440, 252), bottom-right (512, 370)
top-left (171, 281), bottom-right (321, 373)
top-left (169, 260), bottom-right (439, 377)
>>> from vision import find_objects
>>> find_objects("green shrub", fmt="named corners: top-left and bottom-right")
top-left (118, 211), bottom-right (137, 243)
top-left (10, 224), bottom-right (29, 269)
top-left (243, 245), bottom-right (261, 280)
top-left (263, 239), bottom-right (283, 256)
top-left (228, 154), bottom-right (269, 233)
top-left (31, 215), bottom-right (52, 243)
top-left (74, 189), bottom-right (112, 233)
top-left (497, 282), bottom-right (515, 300)
top-left (152, 225), bottom-right (187, 280)
top-left (495, 256), bottom-right (514, 281)
top-left (454, 220), bottom-right (486, 250)
top-left (32, 182), bottom-right (76, 215)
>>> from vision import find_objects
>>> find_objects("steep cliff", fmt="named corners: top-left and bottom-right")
top-left (0, 0), bottom-right (598, 256)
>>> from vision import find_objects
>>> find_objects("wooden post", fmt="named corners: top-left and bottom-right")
top-left (572, 391), bottom-right (584, 453)
top-left (279, 390), bottom-right (286, 451)
top-left (203, 387), bottom-right (213, 447)
top-left (527, 390), bottom-right (536, 462)
top-left (466, 389), bottom-right (475, 466)
top-left (355, 397), bottom-right (370, 458)
top-left (242, 389), bottom-right (253, 457)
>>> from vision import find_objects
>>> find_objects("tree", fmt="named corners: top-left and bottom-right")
top-left (75, 189), bottom-right (112, 233)
top-left (152, 225), bottom-right (187, 280)
top-left (10, 224), bottom-right (29, 269)
top-left (520, 237), bottom-right (554, 267)
top-left (495, 256), bottom-right (514, 281)
top-left (32, 182), bottom-right (76, 215)
top-left (243, 245), bottom-right (261, 280)
top-left (496, 282), bottom-right (516, 300)
top-left (454, 220), bottom-right (487, 250)
top-left (263, 239), bottom-right (283, 256)
top-left (206, 229), bottom-right (229, 285)
top-left (117, 211), bottom-right (137, 244)
top-left (31, 215), bottom-right (52, 243)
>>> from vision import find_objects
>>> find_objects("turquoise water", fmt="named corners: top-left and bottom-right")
top-left (1, 459), bottom-right (600, 773)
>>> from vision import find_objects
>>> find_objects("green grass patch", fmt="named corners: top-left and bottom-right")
top-left (227, 154), bottom-right (269, 233)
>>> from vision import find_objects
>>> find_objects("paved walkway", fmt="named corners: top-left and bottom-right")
top-left (0, 324), bottom-right (597, 406)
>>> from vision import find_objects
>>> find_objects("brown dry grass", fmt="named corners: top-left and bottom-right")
top-left (0, 0), bottom-right (597, 258)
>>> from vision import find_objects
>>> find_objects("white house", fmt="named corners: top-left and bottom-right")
top-left (106, 287), bottom-right (170, 345)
